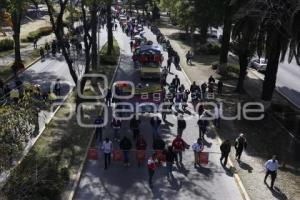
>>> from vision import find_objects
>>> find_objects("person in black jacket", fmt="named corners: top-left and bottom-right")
top-left (152, 137), bottom-right (166, 151)
top-left (235, 133), bottom-right (247, 161)
top-left (150, 116), bottom-right (162, 139)
top-left (120, 136), bottom-right (132, 166)
top-left (165, 146), bottom-right (176, 177)
top-left (220, 139), bottom-right (231, 166)
top-left (177, 115), bottom-right (186, 136)
top-left (130, 115), bottom-right (141, 140)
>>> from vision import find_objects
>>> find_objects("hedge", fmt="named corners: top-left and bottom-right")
top-left (99, 38), bottom-right (120, 65)
top-left (0, 38), bottom-right (14, 52)
top-left (198, 43), bottom-right (221, 55)
top-left (22, 26), bottom-right (53, 43)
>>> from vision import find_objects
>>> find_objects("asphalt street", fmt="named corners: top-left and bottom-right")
top-left (74, 24), bottom-right (243, 200)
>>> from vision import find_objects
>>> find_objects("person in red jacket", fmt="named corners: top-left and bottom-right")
top-left (147, 153), bottom-right (158, 188)
top-left (172, 135), bottom-right (189, 164)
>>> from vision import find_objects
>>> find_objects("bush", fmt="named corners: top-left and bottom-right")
top-left (22, 26), bottom-right (53, 42)
top-left (0, 38), bottom-right (14, 52)
top-left (198, 43), bottom-right (221, 55)
top-left (99, 38), bottom-right (120, 65)
top-left (227, 64), bottom-right (240, 74)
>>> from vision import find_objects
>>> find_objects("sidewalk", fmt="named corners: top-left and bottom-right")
top-left (158, 14), bottom-right (300, 200)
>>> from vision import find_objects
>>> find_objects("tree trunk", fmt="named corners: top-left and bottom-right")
top-left (44, 0), bottom-right (78, 85)
top-left (91, 4), bottom-right (98, 71)
top-left (219, 1), bottom-right (232, 68)
top-left (200, 23), bottom-right (208, 44)
top-left (235, 52), bottom-right (248, 93)
top-left (261, 32), bottom-right (281, 101)
top-left (107, 2), bottom-right (113, 56)
top-left (11, 11), bottom-right (22, 68)
top-left (129, 0), bottom-right (132, 14)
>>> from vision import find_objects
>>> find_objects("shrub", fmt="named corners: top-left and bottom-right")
top-left (0, 38), bottom-right (14, 52)
top-left (197, 43), bottom-right (221, 55)
top-left (22, 26), bottom-right (53, 42)
top-left (227, 64), bottom-right (240, 74)
top-left (99, 38), bottom-right (120, 65)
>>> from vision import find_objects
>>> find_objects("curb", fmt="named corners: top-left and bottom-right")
top-left (67, 55), bottom-right (122, 200)
top-left (4, 55), bottom-right (42, 84)
top-left (162, 31), bottom-right (251, 200)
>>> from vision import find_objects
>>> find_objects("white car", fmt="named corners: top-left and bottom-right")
top-left (250, 58), bottom-right (268, 72)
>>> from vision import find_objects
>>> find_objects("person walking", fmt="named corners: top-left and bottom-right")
top-left (208, 75), bottom-right (215, 84)
top-left (217, 80), bottom-right (223, 94)
top-left (201, 82), bottom-right (207, 100)
top-left (130, 115), bottom-right (141, 140)
top-left (130, 41), bottom-right (134, 51)
top-left (40, 47), bottom-right (45, 60)
top-left (150, 116), bottom-right (162, 139)
top-left (111, 117), bottom-right (122, 142)
top-left (264, 155), bottom-right (279, 189)
top-left (105, 88), bottom-right (112, 106)
top-left (220, 139), bottom-right (231, 167)
top-left (167, 56), bottom-right (172, 72)
top-left (45, 42), bottom-right (50, 55)
top-left (234, 133), bottom-right (247, 161)
top-left (33, 38), bottom-right (38, 49)
top-left (214, 103), bottom-right (222, 128)
top-left (172, 135), bottom-right (189, 164)
top-left (177, 114), bottom-right (186, 136)
top-left (120, 136), bottom-right (132, 166)
top-left (101, 138), bottom-right (113, 169)
top-left (152, 137), bottom-right (166, 151)
top-left (147, 153), bottom-right (158, 188)
top-left (192, 138), bottom-right (204, 167)
top-left (54, 78), bottom-right (61, 96)
top-left (94, 115), bottom-right (104, 143)
top-left (165, 146), bottom-right (176, 177)
top-left (172, 75), bottom-right (180, 92)
top-left (197, 114), bottom-right (209, 139)
top-left (136, 135), bottom-right (147, 166)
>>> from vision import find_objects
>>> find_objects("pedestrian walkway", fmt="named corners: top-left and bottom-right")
top-left (74, 20), bottom-right (243, 200)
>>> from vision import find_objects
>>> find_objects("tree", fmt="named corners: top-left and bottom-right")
top-left (7, 0), bottom-right (27, 74)
top-left (234, 0), bottom-right (300, 100)
top-left (90, 0), bottom-right (100, 71)
top-left (231, 16), bottom-right (258, 93)
top-left (106, 0), bottom-right (113, 55)
top-left (44, 0), bottom-right (78, 84)
top-left (219, 0), bottom-right (247, 73)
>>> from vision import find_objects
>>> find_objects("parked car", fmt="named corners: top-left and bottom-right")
top-left (249, 58), bottom-right (268, 72)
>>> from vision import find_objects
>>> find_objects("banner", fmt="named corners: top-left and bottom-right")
top-left (113, 150), bottom-right (123, 161)
top-left (88, 148), bottom-right (98, 160)
top-left (199, 152), bottom-right (209, 165)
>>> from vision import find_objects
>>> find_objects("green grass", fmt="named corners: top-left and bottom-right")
top-left (0, 66), bottom-right (11, 80)
top-left (0, 49), bottom-right (41, 81)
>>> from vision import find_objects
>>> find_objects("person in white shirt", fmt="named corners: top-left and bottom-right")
top-left (192, 138), bottom-right (204, 167)
top-left (102, 138), bottom-right (113, 169)
top-left (214, 103), bottom-right (222, 128)
top-left (264, 155), bottom-right (279, 189)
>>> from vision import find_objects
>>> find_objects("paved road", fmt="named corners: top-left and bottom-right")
top-left (74, 24), bottom-right (243, 200)
top-left (276, 58), bottom-right (300, 108)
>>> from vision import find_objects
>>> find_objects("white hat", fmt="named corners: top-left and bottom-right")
top-left (240, 133), bottom-right (244, 137)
